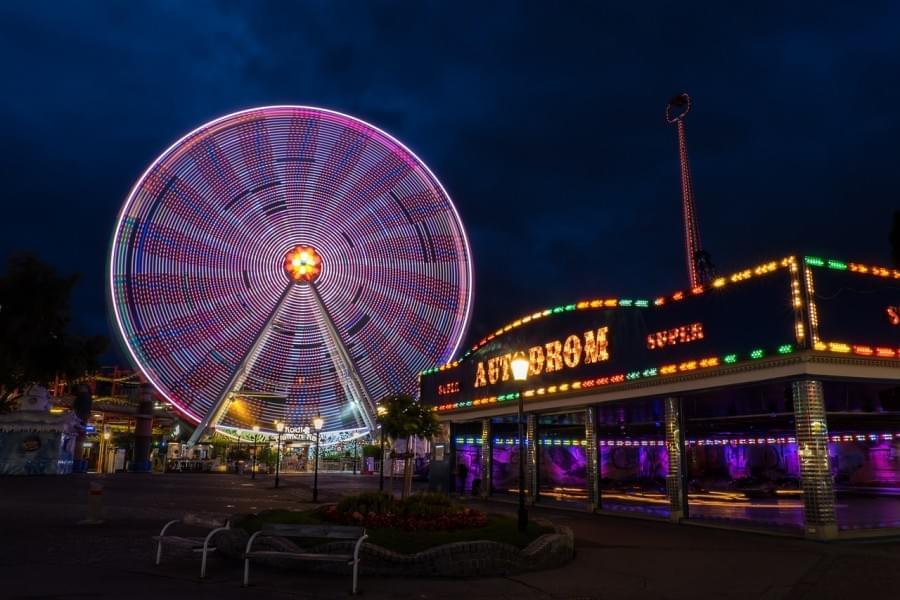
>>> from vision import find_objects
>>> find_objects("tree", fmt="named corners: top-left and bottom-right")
top-left (0, 253), bottom-right (107, 412)
top-left (378, 393), bottom-right (440, 498)
top-left (890, 210), bottom-right (900, 268)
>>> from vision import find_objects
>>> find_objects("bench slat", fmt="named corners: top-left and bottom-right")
top-left (153, 536), bottom-right (213, 548)
top-left (183, 513), bottom-right (228, 529)
top-left (246, 551), bottom-right (354, 562)
top-left (260, 524), bottom-right (365, 539)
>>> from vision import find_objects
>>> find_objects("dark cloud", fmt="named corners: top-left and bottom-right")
top-left (1, 0), bottom-right (898, 362)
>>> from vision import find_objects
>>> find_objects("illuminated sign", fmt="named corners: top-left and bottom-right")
top-left (888, 306), bottom-right (899, 326)
top-left (474, 328), bottom-right (609, 387)
top-left (283, 426), bottom-right (315, 442)
top-left (647, 322), bottom-right (704, 349)
top-left (438, 382), bottom-right (461, 395)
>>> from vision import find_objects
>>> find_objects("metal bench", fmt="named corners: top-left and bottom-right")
top-left (243, 523), bottom-right (368, 594)
top-left (153, 513), bottom-right (231, 578)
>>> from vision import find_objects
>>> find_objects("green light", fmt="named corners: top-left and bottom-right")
top-left (778, 344), bottom-right (793, 354)
top-left (723, 354), bottom-right (738, 364)
top-left (826, 259), bottom-right (847, 270)
top-left (619, 299), bottom-right (633, 307)
top-left (552, 306), bottom-right (565, 314)
top-left (565, 304), bottom-right (576, 311)
top-left (634, 299), bottom-right (649, 307)
top-left (626, 371), bottom-right (641, 380)
top-left (804, 256), bottom-right (825, 267)
top-left (750, 349), bottom-right (764, 359)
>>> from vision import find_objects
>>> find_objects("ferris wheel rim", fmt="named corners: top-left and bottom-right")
top-left (108, 105), bottom-right (474, 429)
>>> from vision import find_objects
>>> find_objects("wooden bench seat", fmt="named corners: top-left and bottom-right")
top-left (243, 550), bottom-right (355, 562)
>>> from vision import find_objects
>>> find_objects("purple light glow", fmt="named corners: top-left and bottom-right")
top-left (538, 446), bottom-right (588, 501)
top-left (600, 445), bottom-right (669, 482)
top-left (831, 439), bottom-right (900, 530)
top-left (454, 444), bottom-right (481, 493)
top-left (491, 444), bottom-right (521, 495)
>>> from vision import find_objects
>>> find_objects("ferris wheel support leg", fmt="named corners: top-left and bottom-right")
top-left (187, 284), bottom-right (295, 446)
top-left (307, 283), bottom-right (378, 432)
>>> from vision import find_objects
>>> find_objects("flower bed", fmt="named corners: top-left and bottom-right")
top-left (219, 508), bottom-right (573, 576)
top-left (319, 492), bottom-right (488, 531)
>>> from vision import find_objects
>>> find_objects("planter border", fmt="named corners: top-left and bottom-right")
top-left (216, 517), bottom-right (574, 577)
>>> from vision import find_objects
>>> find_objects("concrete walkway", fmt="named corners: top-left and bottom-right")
top-left (2, 472), bottom-right (899, 598)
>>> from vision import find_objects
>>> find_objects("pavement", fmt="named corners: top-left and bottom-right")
top-left (3, 472), bottom-right (900, 599)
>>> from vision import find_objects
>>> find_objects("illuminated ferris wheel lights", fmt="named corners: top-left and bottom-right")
top-left (109, 106), bottom-right (472, 435)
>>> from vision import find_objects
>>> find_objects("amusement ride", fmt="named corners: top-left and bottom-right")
top-left (109, 106), bottom-right (473, 444)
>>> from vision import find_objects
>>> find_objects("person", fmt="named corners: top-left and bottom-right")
top-left (457, 461), bottom-right (468, 494)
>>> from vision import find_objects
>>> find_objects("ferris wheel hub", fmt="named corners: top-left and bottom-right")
top-left (283, 244), bottom-right (323, 282)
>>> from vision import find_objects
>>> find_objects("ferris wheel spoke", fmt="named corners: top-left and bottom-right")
top-left (306, 282), bottom-right (377, 431)
top-left (187, 282), bottom-right (294, 444)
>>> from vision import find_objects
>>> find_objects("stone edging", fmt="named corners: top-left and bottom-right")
top-left (215, 519), bottom-right (574, 577)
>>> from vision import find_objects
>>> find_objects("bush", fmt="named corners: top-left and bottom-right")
top-left (336, 492), bottom-right (399, 516)
top-left (361, 444), bottom-right (382, 458)
top-left (402, 492), bottom-right (455, 518)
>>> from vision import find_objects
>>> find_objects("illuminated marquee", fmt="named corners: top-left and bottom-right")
top-left (474, 327), bottom-right (609, 388)
top-left (422, 255), bottom-right (900, 414)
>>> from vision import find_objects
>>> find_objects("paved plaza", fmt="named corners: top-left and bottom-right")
top-left (3, 472), bottom-right (900, 599)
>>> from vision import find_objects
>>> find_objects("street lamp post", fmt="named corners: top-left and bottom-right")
top-left (274, 421), bottom-right (285, 488)
top-left (312, 414), bottom-right (324, 502)
top-left (251, 425), bottom-right (260, 480)
top-left (102, 429), bottom-right (111, 474)
top-left (511, 352), bottom-right (530, 532)
top-left (376, 405), bottom-right (387, 492)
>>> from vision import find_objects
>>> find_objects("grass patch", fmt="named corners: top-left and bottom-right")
top-left (237, 510), bottom-right (552, 555)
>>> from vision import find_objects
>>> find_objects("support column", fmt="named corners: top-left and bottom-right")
top-left (130, 385), bottom-right (154, 473)
top-left (793, 380), bottom-right (838, 539)
top-left (526, 414), bottom-right (537, 503)
top-left (480, 418), bottom-right (491, 498)
top-left (585, 406), bottom-right (600, 511)
top-left (664, 397), bottom-right (687, 521)
top-left (448, 426), bottom-right (458, 494)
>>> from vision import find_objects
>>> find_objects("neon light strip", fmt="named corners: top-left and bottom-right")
top-left (804, 256), bottom-right (900, 279)
top-left (476, 434), bottom-right (900, 447)
top-left (434, 343), bottom-right (799, 412)
top-left (812, 341), bottom-right (900, 358)
top-left (421, 257), bottom-right (795, 376)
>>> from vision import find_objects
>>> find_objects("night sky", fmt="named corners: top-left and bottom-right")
top-left (2, 1), bottom-right (898, 365)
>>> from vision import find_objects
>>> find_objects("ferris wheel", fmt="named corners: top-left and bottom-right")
top-left (109, 106), bottom-right (473, 442)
